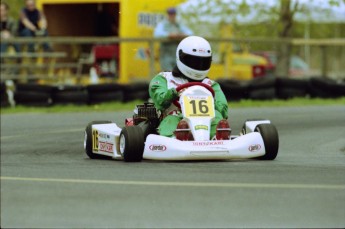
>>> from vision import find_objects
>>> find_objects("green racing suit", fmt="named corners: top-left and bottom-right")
top-left (149, 72), bottom-right (228, 138)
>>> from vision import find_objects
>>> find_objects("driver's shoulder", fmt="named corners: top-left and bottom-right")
top-left (202, 77), bottom-right (216, 86)
top-left (157, 71), bottom-right (173, 78)
top-left (150, 72), bottom-right (171, 87)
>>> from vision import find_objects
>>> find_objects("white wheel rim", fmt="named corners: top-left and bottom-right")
top-left (84, 131), bottom-right (87, 150)
top-left (119, 134), bottom-right (125, 155)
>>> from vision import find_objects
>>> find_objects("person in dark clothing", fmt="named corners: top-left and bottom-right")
top-left (95, 4), bottom-right (118, 37)
top-left (154, 7), bottom-right (192, 71)
top-left (18, 0), bottom-right (51, 52)
top-left (0, 2), bottom-right (19, 53)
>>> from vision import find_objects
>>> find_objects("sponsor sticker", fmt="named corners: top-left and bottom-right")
top-left (248, 144), bottom-right (261, 152)
top-left (187, 96), bottom-right (207, 100)
top-left (98, 133), bottom-right (110, 139)
top-left (138, 13), bottom-right (164, 28)
top-left (195, 125), bottom-right (208, 131)
top-left (99, 141), bottom-right (114, 153)
top-left (192, 141), bottom-right (224, 146)
top-left (149, 144), bottom-right (167, 152)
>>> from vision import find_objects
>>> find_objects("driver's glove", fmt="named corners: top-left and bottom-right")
top-left (160, 88), bottom-right (179, 108)
top-left (169, 88), bottom-right (179, 100)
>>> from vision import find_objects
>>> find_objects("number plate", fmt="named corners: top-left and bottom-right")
top-left (183, 95), bottom-right (215, 118)
top-left (92, 129), bottom-right (99, 152)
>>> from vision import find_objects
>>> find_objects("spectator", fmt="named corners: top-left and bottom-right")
top-left (18, 0), bottom-right (51, 52)
top-left (0, 2), bottom-right (19, 53)
top-left (154, 7), bottom-right (192, 71)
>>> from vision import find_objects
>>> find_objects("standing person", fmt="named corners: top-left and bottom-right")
top-left (0, 2), bottom-right (19, 53)
top-left (154, 7), bottom-right (192, 71)
top-left (149, 36), bottom-right (230, 140)
top-left (18, 0), bottom-right (51, 52)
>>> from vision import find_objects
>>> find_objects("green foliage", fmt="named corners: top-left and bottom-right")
top-left (179, 0), bottom-right (344, 40)
top-left (178, 0), bottom-right (344, 74)
top-left (2, 0), bottom-right (23, 19)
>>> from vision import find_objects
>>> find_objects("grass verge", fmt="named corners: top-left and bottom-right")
top-left (1, 97), bottom-right (344, 114)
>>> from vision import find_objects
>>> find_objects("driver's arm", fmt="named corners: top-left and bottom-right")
top-left (149, 75), bottom-right (178, 111)
top-left (212, 82), bottom-right (228, 119)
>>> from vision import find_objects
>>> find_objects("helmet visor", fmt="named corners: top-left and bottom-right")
top-left (179, 50), bottom-right (212, 71)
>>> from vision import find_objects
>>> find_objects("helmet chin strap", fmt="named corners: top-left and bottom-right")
top-left (172, 65), bottom-right (204, 82)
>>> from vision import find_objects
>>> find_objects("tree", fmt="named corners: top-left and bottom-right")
top-left (275, 0), bottom-right (298, 77)
top-left (179, 0), bottom-right (343, 77)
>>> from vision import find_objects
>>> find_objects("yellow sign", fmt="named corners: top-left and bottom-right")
top-left (92, 129), bottom-right (98, 152)
top-left (183, 96), bottom-right (215, 118)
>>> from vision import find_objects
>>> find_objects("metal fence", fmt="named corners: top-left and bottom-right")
top-left (1, 37), bottom-right (344, 83)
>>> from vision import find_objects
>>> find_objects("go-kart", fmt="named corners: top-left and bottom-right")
top-left (84, 82), bottom-right (279, 162)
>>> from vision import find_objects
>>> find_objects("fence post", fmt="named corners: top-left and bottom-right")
top-left (149, 39), bottom-right (155, 78)
top-left (320, 45), bottom-right (328, 77)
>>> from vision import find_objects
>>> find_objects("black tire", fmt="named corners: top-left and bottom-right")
top-left (87, 83), bottom-right (123, 93)
top-left (218, 79), bottom-right (249, 101)
top-left (14, 91), bottom-right (52, 106)
top-left (248, 78), bottom-right (276, 100)
top-left (119, 126), bottom-right (145, 162)
top-left (52, 85), bottom-right (88, 104)
top-left (53, 90), bottom-right (89, 104)
top-left (88, 91), bottom-right (124, 104)
top-left (249, 87), bottom-right (276, 100)
top-left (55, 85), bottom-right (86, 92)
top-left (277, 87), bottom-right (307, 99)
top-left (15, 83), bottom-right (55, 93)
top-left (122, 82), bottom-right (149, 102)
top-left (255, 124), bottom-right (279, 160)
top-left (84, 120), bottom-right (113, 159)
top-left (308, 77), bottom-right (345, 98)
top-left (1, 81), bottom-right (7, 96)
top-left (1, 82), bottom-right (9, 107)
top-left (276, 78), bottom-right (308, 89)
top-left (249, 77), bottom-right (276, 90)
top-left (123, 82), bottom-right (149, 92)
top-left (276, 78), bottom-right (308, 99)
top-left (123, 90), bottom-right (149, 102)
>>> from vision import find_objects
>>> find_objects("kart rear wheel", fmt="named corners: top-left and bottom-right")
top-left (255, 124), bottom-right (279, 160)
top-left (119, 126), bottom-right (145, 162)
top-left (84, 121), bottom-right (112, 159)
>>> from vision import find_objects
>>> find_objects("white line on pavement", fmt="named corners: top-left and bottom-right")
top-left (1, 176), bottom-right (344, 190)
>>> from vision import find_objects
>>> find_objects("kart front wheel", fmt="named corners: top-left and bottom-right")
top-left (241, 119), bottom-right (266, 135)
top-left (119, 126), bottom-right (145, 162)
top-left (84, 120), bottom-right (112, 159)
top-left (255, 124), bottom-right (279, 160)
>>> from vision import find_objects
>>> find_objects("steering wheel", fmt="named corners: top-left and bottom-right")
top-left (173, 82), bottom-right (215, 108)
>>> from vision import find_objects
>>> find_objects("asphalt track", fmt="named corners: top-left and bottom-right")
top-left (1, 105), bottom-right (345, 228)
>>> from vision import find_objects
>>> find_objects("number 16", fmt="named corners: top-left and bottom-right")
top-left (189, 100), bottom-right (209, 114)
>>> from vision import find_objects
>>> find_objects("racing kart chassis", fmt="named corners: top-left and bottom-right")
top-left (85, 83), bottom-right (279, 162)
top-left (84, 103), bottom-right (279, 162)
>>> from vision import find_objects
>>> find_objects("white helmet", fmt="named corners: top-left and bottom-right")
top-left (176, 36), bottom-right (212, 81)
